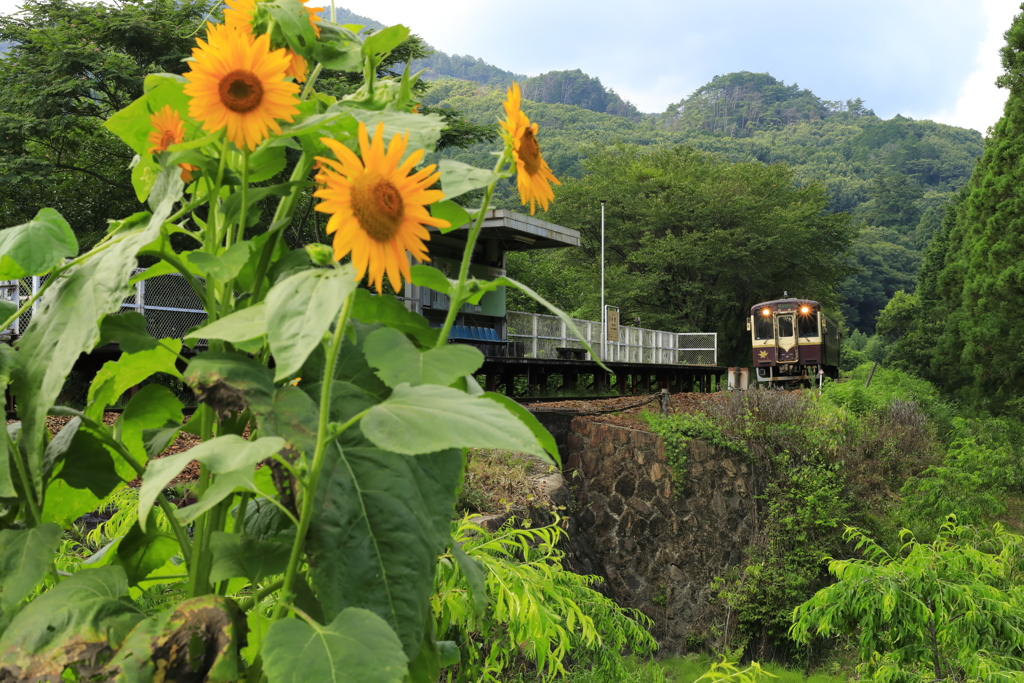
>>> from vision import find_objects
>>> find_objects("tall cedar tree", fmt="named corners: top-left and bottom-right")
top-left (920, 6), bottom-right (1024, 412)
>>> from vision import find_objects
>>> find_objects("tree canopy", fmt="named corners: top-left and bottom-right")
top-left (507, 144), bottom-right (856, 366)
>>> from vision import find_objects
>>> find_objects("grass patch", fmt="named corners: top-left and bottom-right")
top-left (658, 654), bottom-right (849, 683)
top-left (457, 448), bottom-right (553, 514)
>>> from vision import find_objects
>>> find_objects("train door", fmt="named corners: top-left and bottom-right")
top-left (775, 313), bottom-right (798, 363)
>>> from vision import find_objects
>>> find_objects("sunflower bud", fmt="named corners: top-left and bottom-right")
top-left (305, 242), bottom-right (335, 266)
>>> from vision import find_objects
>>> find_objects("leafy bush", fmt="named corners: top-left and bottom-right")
top-left (899, 417), bottom-right (1024, 540)
top-left (823, 364), bottom-right (956, 435)
top-left (791, 520), bottom-right (1024, 682)
top-left (433, 518), bottom-right (659, 682)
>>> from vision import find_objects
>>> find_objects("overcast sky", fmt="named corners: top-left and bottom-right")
top-left (0, 0), bottom-right (1017, 134)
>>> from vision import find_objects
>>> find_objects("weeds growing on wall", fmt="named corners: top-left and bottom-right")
top-left (642, 411), bottom-right (745, 495)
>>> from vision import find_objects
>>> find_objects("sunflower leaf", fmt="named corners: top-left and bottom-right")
top-left (266, 266), bottom-right (358, 382)
top-left (185, 303), bottom-right (267, 344)
top-left (429, 200), bottom-right (471, 233)
top-left (0, 208), bottom-right (77, 280)
top-left (438, 160), bottom-right (502, 202)
top-left (347, 110), bottom-right (447, 159)
top-left (362, 383), bottom-right (546, 457)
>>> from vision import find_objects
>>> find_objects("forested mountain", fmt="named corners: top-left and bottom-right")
top-left (421, 76), bottom-right (983, 332)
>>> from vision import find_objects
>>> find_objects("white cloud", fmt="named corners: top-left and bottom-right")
top-left (915, 0), bottom-right (1019, 134)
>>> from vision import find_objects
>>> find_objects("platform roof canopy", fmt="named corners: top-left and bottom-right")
top-left (428, 209), bottom-right (580, 252)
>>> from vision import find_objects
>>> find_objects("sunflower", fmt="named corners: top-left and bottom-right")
top-left (313, 121), bottom-right (450, 293)
top-left (223, 0), bottom-right (257, 33)
top-left (148, 104), bottom-right (199, 183)
top-left (225, 0), bottom-right (322, 38)
top-left (284, 49), bottom-right (309, 83)
top-left (500, 82), bottom-right (560, 215)
top-left (183, 23), bottom-right (300, 151)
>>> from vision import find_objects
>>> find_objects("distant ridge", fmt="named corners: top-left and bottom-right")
top-left (331, 5), bottom-right (639, 118)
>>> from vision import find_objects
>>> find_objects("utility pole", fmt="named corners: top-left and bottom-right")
top-left (600, 200), bottom-right (606, 361)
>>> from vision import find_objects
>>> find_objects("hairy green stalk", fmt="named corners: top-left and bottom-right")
top-left (272, 289), bottom-right (358, 621)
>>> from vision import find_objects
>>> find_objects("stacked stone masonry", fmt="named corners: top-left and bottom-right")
top-left (563, 417), bottom-right (762, 653)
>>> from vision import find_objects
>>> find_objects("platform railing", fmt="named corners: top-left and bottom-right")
top-left (505, 311), bottom-right (717, 366)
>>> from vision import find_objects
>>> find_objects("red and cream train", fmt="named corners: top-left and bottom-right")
top-left (748, 298), bottom-right (840, 384)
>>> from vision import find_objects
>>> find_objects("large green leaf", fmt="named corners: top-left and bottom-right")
top-left (208, 531), bottom-right (291, 583)
top-left (0, 208), bottom-right (77, 280)
top-left (363, 327), bottom-right (483, 388)
top-left (118, 384), bottom-right (184, 466)
top-left (266, 265), bottom-right (358, 382)
top-left (85, 340), bottom-right (183, 423)
top-left (313, 22), bottom-right (363, 72)
top-left (104, 594), bottom-right (244, 683)
top-left (41, 419), bottom-right (125, 529)
top-left (0, 566), bottom-right (144, 680)
top-left (362, 24), bottom-right (410, 59)
top-left (97, 312), bottom-right (160, 354)
top-left (183, 351), bottom-right (275, 419)
top-left (185, 302), bottom-right (267, 344)
top-left (307, 435), bottom-right (461, 657)
top-left (263, 607), bottom-right (408, 683)
top-left (12, 178), bottom-right (182, 497)
top-left (438, 160), bottom-right (502, 202)
top-left (138, 435), bottom-right (285, 530)
top-left (429, 200), bottom-right (472, 234)
top-left (348, 110), bottom-right (446, 157)
top-left (112, 523), bottom-right (178, 587)
top-left (0, 524), bottom-right (61, 613)
top-left (409, 264), bottom-right (454, 295)
top-left (258, 386), bottom-right (319, 457)
top-left (350, 288), bottom-right (438, 347)
top-left (362, 383), bottom-right (546, 457)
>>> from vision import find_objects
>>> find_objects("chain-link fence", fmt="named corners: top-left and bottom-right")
top-left (506, 311), bottom-right (717, 366)
top-left (1, 269), bottom-right (208, 343)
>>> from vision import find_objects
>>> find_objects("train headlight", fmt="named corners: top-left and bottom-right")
top-left (761, 309), bottom-right (771, 316)
top-left (800, 306), bottom-right (809, 314)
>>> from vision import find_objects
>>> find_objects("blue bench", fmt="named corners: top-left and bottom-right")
top-left (447, 325), bottom-right (513, 356)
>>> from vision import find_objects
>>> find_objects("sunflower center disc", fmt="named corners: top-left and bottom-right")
top-left (219, 70), bottom-right (264, 113)
top-left (351, 174), bottom-right (404, 242)
top-left (519, 128), bottom-right (542, 174)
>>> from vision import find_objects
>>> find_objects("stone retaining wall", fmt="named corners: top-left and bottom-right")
top-left (563, 417), bottom-right (762, 653)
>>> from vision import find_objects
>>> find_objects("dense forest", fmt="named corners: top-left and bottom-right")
top-left (419, 74), bottom-right (982, 333)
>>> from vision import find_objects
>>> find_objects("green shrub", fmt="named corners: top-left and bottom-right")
top-left (433, 517), bottom-right (659, 682)
top-left (791, 520), bottom-right (1024, 682)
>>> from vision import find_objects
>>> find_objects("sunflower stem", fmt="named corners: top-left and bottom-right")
top-left (436, 153), bottom-right (508, 348)
top-left (251, 151), bottom-right (315, 303)
top-left (271, 289), bottom-right (356, 622)
top-left (300, 64), bottom-right (323, 101)
top-left (236, 149), bottom-right (250, 246)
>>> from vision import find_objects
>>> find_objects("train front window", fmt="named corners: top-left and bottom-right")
top-left (777, 315), bottom-right (794, 338)
top-left (798, 313), bottom-right (819, 338)
top-left (754, 315), bottom-right (774, 340)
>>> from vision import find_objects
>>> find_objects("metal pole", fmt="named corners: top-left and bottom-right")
top-left (600, 200), bottom-right (606, 361)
